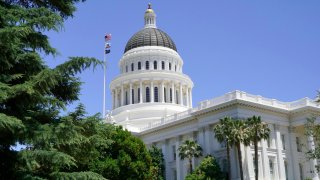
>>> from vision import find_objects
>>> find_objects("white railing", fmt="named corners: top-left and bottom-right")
top-left (139, 90), bottom-right (319, 132)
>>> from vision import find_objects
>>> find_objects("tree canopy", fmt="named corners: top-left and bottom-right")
top-left (185, 155), bottom-right (226, 180)
top-left (0, 0), bottom-right (153, 179)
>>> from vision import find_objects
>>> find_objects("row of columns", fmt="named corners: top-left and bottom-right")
top-left (154, 124), bottom-right (319, 180)
top-left (112, 80), bottom-right (192, 109)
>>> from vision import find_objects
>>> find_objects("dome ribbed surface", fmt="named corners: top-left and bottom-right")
top-left (124, 28), bottom-right (177, 53)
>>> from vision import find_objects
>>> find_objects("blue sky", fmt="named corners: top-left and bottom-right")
top-left (45, 1), bottom-right (320, 115)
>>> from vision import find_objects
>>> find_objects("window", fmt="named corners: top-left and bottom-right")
top-left (170, 88), bottom-right (172, 102)
top-left (154, 87), bottom-right (159, 102)
top-left (131, 63), bottom-right (134, 71)
top-left (162, 61), bottom-right (165, 70)
top-left (169, 63), bottom-right (171, 70)
top-left (172, 145), bottom-right (176, 160)
top-left (284, 161), bottom-right (288, 180)
top-left (138, 88), bottom-right (140, 102)
top-left (267, 137), bottom-right (271, 148)
top-left (269, 160), bottom-right (274, 179)
top-left (299, 163), bottom-right (303, 180)
top-left (220, 140), bottom-right (226, 148)
top-left (253, 157), bottom-right (257, 176)
top-left (146, 87), bottom-right (150, 102)
top-left (146, 61), bottom-right (149, 70)
top-left (138, 62), bottom-right (141, 70)
top-left (222, 159), bottom-right (228, 172)
top-left (126, 65), bottom-right (128, 72)
top-left (281, 134), bottom-right (286, 150)
top-left (175, 65), bottom-right (177, 71)
top-left (154, 61), bottom-right (157, 70)
top-left (176, 90), bottom-right (178, 104)
top-left (125, 91), bottom-right (128, 105)
top-left (296, 137), bottom-right (301, 152)
top-left (164, 87), bottom-right (167, 102)
top-left (132, 89), bottom-right (134, 104)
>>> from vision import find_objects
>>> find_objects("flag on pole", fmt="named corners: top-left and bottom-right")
top-left (105, 43), bottom-right (111, 48)
top-left (105, 33), bottom-right (112, 41)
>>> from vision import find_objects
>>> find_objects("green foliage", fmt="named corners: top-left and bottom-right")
top-left (246, 116), bottom-right (270, 180)
top-left (0, 0), bottom-right (153, 179)
top-left (149, 145), bottom-right (166, 180)
top-left (185, 155), bottom-right (226, 180)
top-left (89, 126), bottom-right (152, 180)
top-left (305, 117), bottom-right (320, 172)
top-left (178, 140), bottom-right (202, 173)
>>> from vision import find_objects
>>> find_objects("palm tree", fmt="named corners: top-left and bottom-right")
top-left (229, 119), bottom-right (250, 180)
top-left (213, 117), bottom-right (233, 180)
top-left (178, 139), bottom-right (202, 173)
top-left (246, 116), bottom-right (270, 180)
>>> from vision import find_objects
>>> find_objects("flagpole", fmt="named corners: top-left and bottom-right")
top-left (103, 47), bottom-right (106, 119)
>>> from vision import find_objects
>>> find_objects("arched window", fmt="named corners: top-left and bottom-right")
top-left (131, 63), bottom-right (134, 71)
top-left (138, 88), bottom-right (141, 102)
top-left (170, 88), bottom-right (172, 102)
top-left (164, 87), bottom-right (167, 102)
top-left (154, 87), bottom-right (159, 102)
top-left (138, 62), bottom-right (141, 70)
top-left (176, 90), bottom-right (179, 104)
top-left (126, 65), bottom-right (128, 72)
top-left (154, 61), bottom-right (157, 70)
top-left (146, 87), bottom-right (150, 102)
top-left (146, 61), bottom-right (149, 70)
top-left (162, 61), bottom-right (165, 70)
top-left (125, 91), bottom-right (128, 105)
top-left (132, 89), bottom-right (134, 104)
top-left (169, 63), bottom-right (171, 70)
top-left (175, 65), bottom-right (177, 72)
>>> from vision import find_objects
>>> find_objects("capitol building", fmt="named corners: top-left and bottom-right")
top-left (107, 4), bottom-right (320, 180)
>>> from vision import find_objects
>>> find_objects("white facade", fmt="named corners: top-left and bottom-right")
top-left (108, 4), bottom-right (320, 180)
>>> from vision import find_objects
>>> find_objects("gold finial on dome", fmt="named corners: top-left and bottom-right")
top-left (145, 3), bottom-right (154, 13)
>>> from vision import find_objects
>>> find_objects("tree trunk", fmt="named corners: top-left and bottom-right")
top-left (237, 143), bottom-right (244, 180)
top-left (189, 158), bottom-right (193, 173)
top-left (227, 142), bottom-right (231, 180)
top-left (254, 137), bottom-right (259, 180)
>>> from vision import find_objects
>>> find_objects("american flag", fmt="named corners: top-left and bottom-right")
top-left (105, 33), bottom-right (112, 41)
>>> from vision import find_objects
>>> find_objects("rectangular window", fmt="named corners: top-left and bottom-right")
top-left (269, 160), bottom-right (274, 180)
top-left (169, 63), bottom-right (171, 70)
top-left (296, 137), bottom-right (301, 152)
top-left (162, 61), bottom-right (165, 70)
top-left (299, 163), bottom-right (303, 180)
top-left (170, 88), bottom-right (172, 102)
top-left (267, 138), bottom-right (271, 148)
top-left (284, 161), bottom-right (288, 180)
top-left (172, 145), bottom-right (176, 160)
top-left (138, 88), bottom-right (140, 102)
top-left (281, 134), bottom-right (286, 150)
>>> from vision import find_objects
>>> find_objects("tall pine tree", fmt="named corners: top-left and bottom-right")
top-left (0, 0), bottom-right (102, 178)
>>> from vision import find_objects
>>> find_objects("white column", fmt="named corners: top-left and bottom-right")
top-left (275, 125), bottom-right (285, 180)
top-left (244, 146), bottom-right (254, 179)
top-left (139, 81), bottom-right (143, 103)
top-left (261, 139), bottom-right (271, 180)
top-left (151, 81), bottom-right (154, 103)
top-left (162, 140), bottom-right (170, 180)
top-left (307, 135), bottom-right (319, 180)
top-left (175, 138), bottom-right (181, 180)
top-left (186, 87), bottom-right (190, 107)
top-left (204, 126), bottom-right (211, 155)
top-left (189, 88), bottom-right (193, 107)
top-left (171, 82), bottom-right (175, 104)
top-left (121, 85), bottom-right (124, 106)
top-left (129, 83), bottom-right (132, 104)
top-left (161, 81), bottom-right (165, 103)
top-left (179, 83), bottom-right (183, 105)
top-left (289, 127), bottom-right (300, 180)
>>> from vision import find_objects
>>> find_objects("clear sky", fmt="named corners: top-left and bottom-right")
top-left (45, 1), bottom-right (320, 115)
